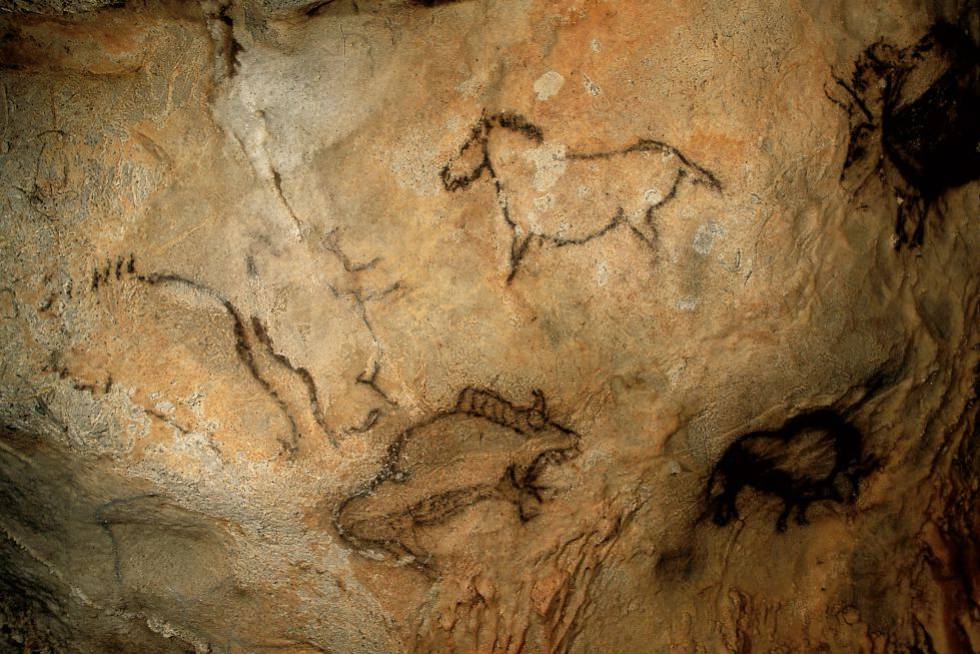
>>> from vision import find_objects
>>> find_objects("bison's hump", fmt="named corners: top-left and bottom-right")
top-left (740, 428), bottom-right (839, 481)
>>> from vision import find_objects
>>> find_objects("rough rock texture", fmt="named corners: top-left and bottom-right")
top-left (0, 1), bottom-right (978, 652)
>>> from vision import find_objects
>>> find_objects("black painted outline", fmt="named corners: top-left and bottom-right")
top-left (440, 111), bottom-right (723, 282)
top-left (333, 386), bottom-right (580, 574)
top-left (828, 20), bottom-right (980, 249)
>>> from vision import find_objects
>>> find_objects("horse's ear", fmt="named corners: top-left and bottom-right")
top-left (440, 119), bottom-right (490, 191)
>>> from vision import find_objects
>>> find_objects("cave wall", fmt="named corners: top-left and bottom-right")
top-left (0, 1), bottom-right (977, 652)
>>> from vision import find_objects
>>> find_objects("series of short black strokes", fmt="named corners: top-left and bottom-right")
top-left (85, 255), bottom-right (334, 454)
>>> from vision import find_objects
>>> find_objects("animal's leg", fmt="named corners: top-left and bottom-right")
top-left (894, 192), bottom-right (924, 249)
top-left (627, 169), bottom-right (687, 249)
top-left (712, 490), bottom-right (738, 526)
top-left (507, 233), bottom-right (535, 282)
top-left (775, 501), bottom-right (793, 532)
top-left (825, 479), bottom-right (844, 503)
top-left (795, 500), bottom-right (811, 526)
top-left (498, 466), bottom-right (542, 522)
top-left (911, 199), bottom-right (928, 247)
top-left (516, 492), bottom-right (542, 522)
top-left (626, 207), bottom-right (657, 249)
top-left (400, 531), bottom-right (439, 576)
top-left (846, 471), bottom-right (862, 502)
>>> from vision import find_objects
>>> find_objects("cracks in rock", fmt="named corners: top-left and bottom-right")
top-left (141, 273), bottom-right (307, 454)
top-left (322, 229), bottom-right (402, 414)
top-left (77, 245), bottom-right (401, 449)
top-left (270, 167), bottom-right (305, 237)
top-left (0, 519), bottom-right (215, 654)
top-left (704, 409), bottom-right (878, 532)
top-left (323, 228), bottom-right (380, 273)
top-left (550, 512), bottom-right (633, 653)
top-left (142, 408), bottom-right (223, 458)
top-left (94, 494), bottom-right (160, 585)
top-left (6, 372), bottom-right (70, 439)
top-left (356, 361), bottom-right (396, 406)
top-left (14, 129), bottom-right (68, 220)
top-left (348, 408), bottom-right (381, 433)
top-left (828, 20), bottom-right (980, 249)
top-left (334, 387), bottom-right (580, 574)
top-left (255, 108), bottom-right (305, 239)
top-left (143, 408), bottom-right (190, 436)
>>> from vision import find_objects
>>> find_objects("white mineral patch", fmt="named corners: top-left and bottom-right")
top-left (533, 194), bottom-right (555, 211)
top-left (524, 142), bottom-right (568, 192)
top-left (595, 260), bottom-right (609, 287)
top-left (154, 400), bottom-right (176, 415)
top-left (693, 220), bottom-right (725, 256)
top-left (534, 71), bottom-right (565, 101)
top-left (644, 188), bottom-right (664, 205)
top-left (676, 296), bottom-right (700, 312)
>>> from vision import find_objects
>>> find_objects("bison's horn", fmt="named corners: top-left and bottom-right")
top-left (528, 389), bottom-right (548, 428)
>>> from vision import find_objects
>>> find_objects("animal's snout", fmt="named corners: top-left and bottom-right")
top-left (441, 129), bottom-right (488, 191)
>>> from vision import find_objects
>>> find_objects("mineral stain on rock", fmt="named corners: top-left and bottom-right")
top-left (1, 1), bottom-right (978, 651)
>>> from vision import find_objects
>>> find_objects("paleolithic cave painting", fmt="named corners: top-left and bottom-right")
top-left (334, 387), bottom-right (580, 573)
top-left (828, 20), bottom-right (980, 248)
top-left (440, 111), bottom-right (723, 282)
top-left (79, 255), bottom-right (377, 454)
top-left (705, 409), bottom-right (877, 532)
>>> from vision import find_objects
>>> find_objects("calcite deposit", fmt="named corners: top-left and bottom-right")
top-left (0, 1), bottom-right (977, 652)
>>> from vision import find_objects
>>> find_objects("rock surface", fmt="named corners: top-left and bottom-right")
top-left (0, 1), bottom-right (977, 652)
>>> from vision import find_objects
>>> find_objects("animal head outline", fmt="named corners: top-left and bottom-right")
top-left (440, 111), bottom-right (545, 191)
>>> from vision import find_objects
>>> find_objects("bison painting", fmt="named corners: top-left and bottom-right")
top-left (334, 387), bottom-right (580, 572)
top-left (706, 409), bottom-right (874, 532)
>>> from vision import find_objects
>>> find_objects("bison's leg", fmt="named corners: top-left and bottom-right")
top-left (712, 488), bottom-right (739, 526)
top-left (795, 499), bottom-right (811, 526)
top-left (775, 500), bottom-right (794, 532)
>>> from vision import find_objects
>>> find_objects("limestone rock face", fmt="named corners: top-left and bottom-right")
top-left (1, 1), bottom-right (978, 652)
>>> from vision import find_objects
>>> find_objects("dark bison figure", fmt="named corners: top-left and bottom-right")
top-left (706, 409), bottom-right (874, 532)
top-left (831, 20), bottom-right (980, 248)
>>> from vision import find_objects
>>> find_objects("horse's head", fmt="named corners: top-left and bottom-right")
top-left (441, 116), bottom-right (492, 191)
top-left (440, 112), bottom-right (545, 191)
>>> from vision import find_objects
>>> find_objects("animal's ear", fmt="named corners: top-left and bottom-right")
top-left (440, 120), bottom-right (489, 191)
